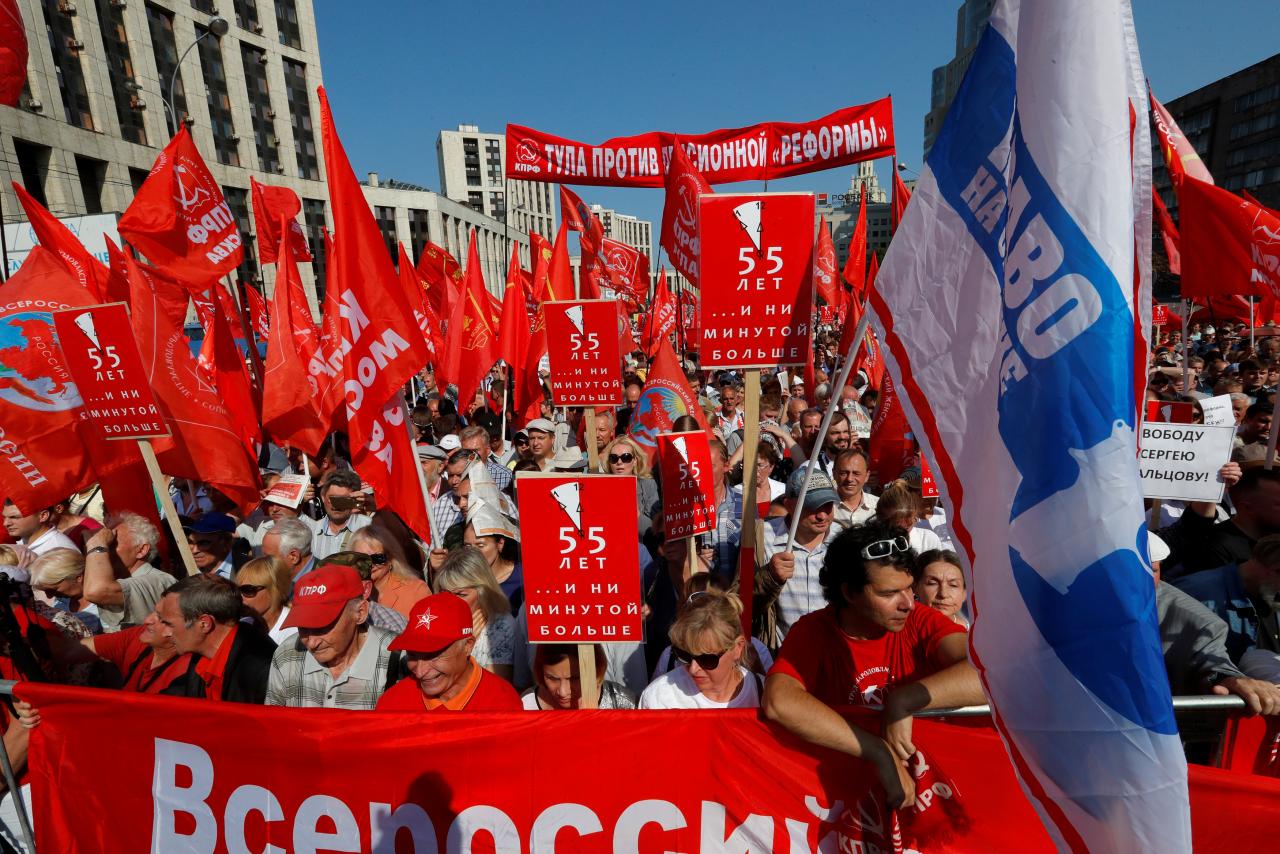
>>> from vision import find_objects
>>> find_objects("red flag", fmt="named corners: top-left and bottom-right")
top-left (814, 215), bottom-right (839, 306)
top-left (118, 248), bottom-right (261, 513)
top-left (0, 0), bottom-right (26, 108)
top-left (517, 307), bottom-right (548, 424)
top-left (416, 241), bottom-right (462, 320)
top-left (599, 238), bottom-right (650, 306)
top-left (11, 182), bottom-right (110, 301)
top-left (245, 285), bottom-right (270, 341)
top-left (397, 243), bottom-right (444, 367)
top-left (262, 230), bottom-right (328, 456)
top-left (841, 191), bottom-right (867, 298)
top-left (891, 159), bottom-right (912, 233)
top-left (626, 339), bottom-right (708, 464)
top-left (1180, 176), bottom-right (1280, 301)
top-left (117, 127), bottom-right (243, 286)
top-left (0, 248), bottom-right (99, 513)
top-left (250, 178), bottom-right (311, 265)
top-left (498, 245), bottom-right (530, 370)
top-left (1153, 190), bottom-right (1182, 276)
top-left (660, 140), bottom-right (712, 286)
top-left (529, 232), bottom-right (554, 302)
top-left (868, 372), bottom-right (914, 487)
top-left (548, 220), bottom-right (575, 301)
top-left (839, 253), bottom-right (878, 358)
top-left (320, 86), bottom-right (433, 542)
top-left (215, 281), bottom-right (250, 343)
top-left (617, 301), bottom-right (638, 356)
top-left (642, 270), bottom-right (678, 356)
top-left (442, 231), bottom-right (499, 412)
top-left (560, 186), bottom-right (607, 299)
top-left (197, 292), bottom-right (261, 452)
top-left (677, 288), bottom-right (701, 352)
top-left (1150, 90), bottom-right (1213, 187)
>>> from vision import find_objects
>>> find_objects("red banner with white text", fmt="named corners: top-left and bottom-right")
top-left (21, 684), bottom-right (1280, 854)
top-left (506, 99), bottom-right (895, 187)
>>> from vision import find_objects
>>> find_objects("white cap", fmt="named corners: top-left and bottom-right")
top-left (1147, 532), bottom-right (1170, 565)
top-left (439, 434), bottom-right (461, 452)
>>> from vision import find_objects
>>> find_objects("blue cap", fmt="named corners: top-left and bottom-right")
top-left (187, 513), bottom-right (236, 535)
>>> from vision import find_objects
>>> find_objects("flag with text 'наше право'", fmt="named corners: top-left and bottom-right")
top-left (867, 1), bottom-right (1189, 850)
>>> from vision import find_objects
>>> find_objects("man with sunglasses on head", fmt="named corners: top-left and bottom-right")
top-left (376, 592), bottom-right (522, 711)
top-left (265, 564), bottom-right (402, 709)
top-left (763, 519), bottom-right (984, 810)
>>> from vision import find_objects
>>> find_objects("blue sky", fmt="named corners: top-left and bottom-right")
top-left (314, 0), bottom-right (1279, 238)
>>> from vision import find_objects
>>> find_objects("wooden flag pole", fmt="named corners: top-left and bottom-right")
top-left (397, 394), bottom-right (443, 546)
top-left (137, 439), bottom-right (200, 576)
top-left (585, 409), bottom-right (600, 471)
top-left (571, 270), bottom-right (600, 709)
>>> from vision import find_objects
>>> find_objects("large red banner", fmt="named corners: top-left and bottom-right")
top-left (656, 431), bottom-right (717, 539)
top-left (21, 683), bottom-right (1280, 853)
top-left (544, 300), bottom-right (623, 407)
top-left (698, 193), bottom-right (815, 368)
top-left (516, 474), bottom-right (643, 643)
top-left (52, 303), bottom-right (169, 440)
top-left (505, 99), bottom-right (894, 187)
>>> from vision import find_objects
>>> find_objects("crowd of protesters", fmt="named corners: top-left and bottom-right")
top-left (0, 319), bottom-right (1277, 848)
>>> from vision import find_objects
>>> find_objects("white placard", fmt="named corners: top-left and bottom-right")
top-left (1139, 423), bottom-right (1235, 502)
top-left (262, 473), bottom-right (310, 509)
top-left (1198, 394), bottom-right (1235, 428)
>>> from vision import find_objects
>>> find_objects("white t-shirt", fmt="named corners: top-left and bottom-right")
top-left (269, 608), bottom-right (298, 645)
top-left (24, 528), bottom-right (79, 556)
top-left (639, 665), bottom-right (761, 710)
top-left (908, 525), bottom-right (944, 555)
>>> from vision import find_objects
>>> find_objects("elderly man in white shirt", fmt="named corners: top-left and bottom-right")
top-left (831, 448), bottom-right (879, 533)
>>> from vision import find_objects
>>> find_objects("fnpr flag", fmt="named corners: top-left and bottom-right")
top-left (11, 182), bottom-right (110, 301)
top-left (626, 339), bottom-right (708, 463)
top-left (319, 86), bottom-right (433, 542)
top-left (660, 140), bottom-right (712, 287)
top-left (250, 178), bottom-right (312, 265)
top-left (868, 1), bottom-right (1189, 850)
top-left (261, 226), bottom-right (327, 456)
top-left (118, 127), bottom-right (243, 286)
top-left (0, 0), bottom-right (26, 108)
top-left (1150, 89), bottom-right (1213, 187)
top-left (1180, 176), bottom-right (1280, 302)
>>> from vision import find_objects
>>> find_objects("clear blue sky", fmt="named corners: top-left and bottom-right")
top-left (314, 0), bottom-right (1279, 240)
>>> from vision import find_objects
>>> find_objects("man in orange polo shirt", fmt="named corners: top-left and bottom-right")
top-left (376, 593), bottom-right (521, 712)
top-left (155, 575), bottom-right (276, 704)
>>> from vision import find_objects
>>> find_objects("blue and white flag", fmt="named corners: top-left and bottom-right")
top-left (869, 0), bottom-right (1188, 850)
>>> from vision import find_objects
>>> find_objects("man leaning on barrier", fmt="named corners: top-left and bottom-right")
top-left (762, 519), bottom-right (986, 809)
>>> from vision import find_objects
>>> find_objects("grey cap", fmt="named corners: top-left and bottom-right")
top-left (525, 418), bottom-right (556, 434)
top-left (416, 444), bottom-right (447, 461)
top-left (785, 465), bottom-right (839, 512)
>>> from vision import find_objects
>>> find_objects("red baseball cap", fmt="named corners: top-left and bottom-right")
top-left (389, 592), bottom-right (473, 653)
top-left (282, 564), bottom-right (364, 630)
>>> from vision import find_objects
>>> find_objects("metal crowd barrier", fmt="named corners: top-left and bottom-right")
top-left (0, 683), bottom-right (1254, 854)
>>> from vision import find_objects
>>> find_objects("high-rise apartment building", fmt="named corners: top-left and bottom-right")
top-left (589, 204), bottom-right (653, 261)
top-left (437, 124), bottom-right (555, 239)
top-left (922, 0), bottom-right (996, 160)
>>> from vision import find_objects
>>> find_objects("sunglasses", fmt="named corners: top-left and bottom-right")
top-left (237, 584), bottom-right (265, 597)
top-left (607, 452), bottom-right (634, 464)
top-left (861, 536), bottom-right (910, 561)
top-left (672, 645), bottom-right (730, 671)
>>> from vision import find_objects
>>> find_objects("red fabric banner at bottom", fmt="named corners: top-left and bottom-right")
top-left (19, 684), bottom-right (1280, 853)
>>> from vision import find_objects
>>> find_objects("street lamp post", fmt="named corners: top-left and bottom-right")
top-left (165, 16), bottom-right (229, 136)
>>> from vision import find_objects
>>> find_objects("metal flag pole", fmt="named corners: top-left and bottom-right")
top-left (0, 186), bottom-right (11, 282)
top-left (785, 305), bottom-right (873, 551)
top-left (1181, 298), bottom-right (1191, 395)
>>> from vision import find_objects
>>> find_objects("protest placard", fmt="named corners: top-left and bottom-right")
top-left (1199, 394), bottom-right (1235, 427)
top-left (656, 431), bottom-right (717, 539)
top-left (262, 473), bottom-right (310, 509)
top-left (516, 473), bottom-right (643, 643)
top-left (697, 192), bottom-right (815, 369)
top-left (52, 303), bottom-right (168, 440)
top-left (1139, 423), bottom-right (1234, 502)
top-left (544, 299), bottom-right (623, 407)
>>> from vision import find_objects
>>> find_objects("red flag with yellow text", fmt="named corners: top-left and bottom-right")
top-left (442, 231), bottom-right (498, 413)
top-left (1150, 90), bottom-right (1213, 187)
top-left (416, 241), bottom-right (462, 320)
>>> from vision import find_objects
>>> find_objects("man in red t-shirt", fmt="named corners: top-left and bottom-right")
top-left (87, 610), bottom-right (191, 694)
top-left (764, 518), bottom-right (984, 809)
top-left (377, 593), bottom-right (521, 712)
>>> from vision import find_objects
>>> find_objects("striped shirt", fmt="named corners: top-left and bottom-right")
top-left (264, 625), bottom-right (399, 710)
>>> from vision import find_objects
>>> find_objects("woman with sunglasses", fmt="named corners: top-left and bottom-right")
top-left (461, 502), bottom-right (524, 614)
top-left (600, 436), bottom-right (661, 537)
top-left (651, 573), bottom-right (773, 678)
top-left (639, 590), bottom-right (760, 709)
top-left (350, 525), bottom-right (431, 619)
top-left (235, 556), bottom-right (296, 645)
top-left (732, 442), bottom-right (786, 519)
